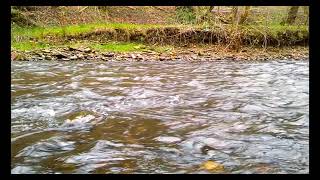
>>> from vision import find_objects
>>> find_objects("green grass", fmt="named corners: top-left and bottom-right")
top-left (12, 22), bottom-right (192, 40)
top-left (88, 42), bottom-right (174, 53)
top-left (11, 21), bottom-right (308, 51)
top-left (243, 24), bottom-right (308, 38)
top-left (12, 22), bottom-right (307, 42)
top-left (11, 22), bottom-right (180, 52)
top-left (11, 41), bottom-right (52, 51)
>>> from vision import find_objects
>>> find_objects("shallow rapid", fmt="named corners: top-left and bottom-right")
top-left (11, 60), bottom-right (309, 174)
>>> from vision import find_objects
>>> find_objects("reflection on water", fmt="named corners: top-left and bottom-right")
top-left (11, 60), bottom-right (309, 174)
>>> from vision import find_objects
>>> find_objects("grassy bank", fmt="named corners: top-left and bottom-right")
top-left (12, 22), bottom-right (308, 53)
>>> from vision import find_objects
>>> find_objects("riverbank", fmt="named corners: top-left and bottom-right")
top-left (12, 23), bottom-right (308, 47)
top-left (11, 23), bottom-right (308, 62)
top-left (11, 45), bottom-right (309, 62)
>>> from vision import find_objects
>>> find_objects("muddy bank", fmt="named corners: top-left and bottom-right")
top-left (11, 45), bottom-right (309, 62)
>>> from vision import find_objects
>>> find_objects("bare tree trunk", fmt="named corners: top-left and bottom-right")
top-left (283, 6), bottom-right (300, 25)
top-left (231, 6), bottom-right (239, 24)
top-left (303, 6), bottom-right (309, 25)
top-left (239, 6), bottom-right (251, 24)
top-left (208, 6), bottom-right (214, 13)
top-left (204, 6), bottom-right (214, 19)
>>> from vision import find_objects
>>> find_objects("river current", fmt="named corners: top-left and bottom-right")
top-left (11, 60), bottom-right (309, 174)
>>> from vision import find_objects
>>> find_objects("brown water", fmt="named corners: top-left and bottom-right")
top-left (11, 60), bottom-right (309, 174)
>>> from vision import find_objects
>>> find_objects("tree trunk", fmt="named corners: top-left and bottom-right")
top-left (302, 6), bottom-right (309, 25)
top-left (208, 6), bottom-right (214, 13)
top-left (283, 6), bottom-right (300, 25)
top-left (203, 6), bottom-right (214, 20)
top-left (239, 6), bottom-right (251, 24)
top-left (231, 6), bottom-right (239, 24)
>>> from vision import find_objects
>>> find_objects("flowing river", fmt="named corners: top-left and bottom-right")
top-left (11, 60), bottom-right (309, 174)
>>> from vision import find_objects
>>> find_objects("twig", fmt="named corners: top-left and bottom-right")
top-left (79, 6), bottom-right (88, 12)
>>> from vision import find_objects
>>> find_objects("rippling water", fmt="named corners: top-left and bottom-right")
top-left (11, 60), bottom-right (309, 174)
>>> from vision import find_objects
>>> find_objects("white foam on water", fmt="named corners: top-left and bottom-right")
top-left (11, 166), bottom-right (35, 174)
top-left (63, 114), bottom-right (96, 126)
top-left (11, 106), bottom-right (56, 119)
top-left (155, 136), bottom-right (182, 143)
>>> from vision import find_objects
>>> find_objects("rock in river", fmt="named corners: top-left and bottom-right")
top-left (83, 48), bottom-right (92, 53)
top-left (53, 52), bottom-right (68, 59)
top-left (69, 55), bottom-right (78, 60)
top-left (155, 136), bottom-right (182, 143)
top-left (103, 52), bottom-right (115, 57)
top-left (60, 58), bottom-right (71, 61)
top-left (200, 160), bottom-right (224, 172)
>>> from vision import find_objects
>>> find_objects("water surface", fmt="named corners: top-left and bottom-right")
top-left (11, 60), bottom-right (309, 174)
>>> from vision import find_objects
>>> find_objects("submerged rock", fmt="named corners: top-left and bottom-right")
top-left (200, 160), bottom-right (224, 172)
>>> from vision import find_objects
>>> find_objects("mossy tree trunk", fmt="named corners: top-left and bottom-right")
top-left (282, 6), bottom-right (300, 25)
